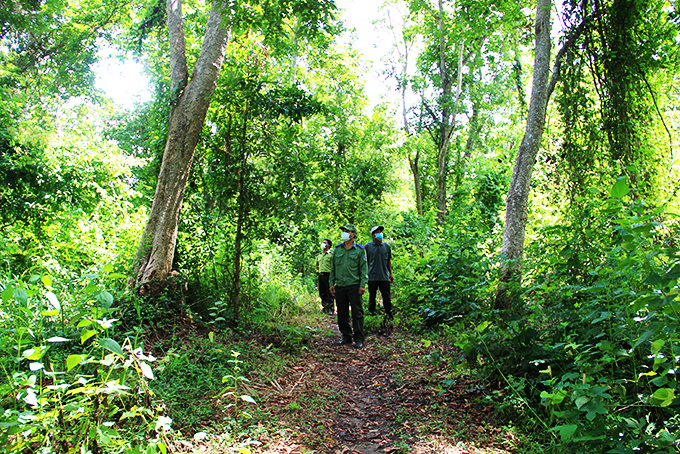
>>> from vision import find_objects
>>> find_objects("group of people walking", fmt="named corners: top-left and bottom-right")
top-left (314, 223), bottom-right (393, 349)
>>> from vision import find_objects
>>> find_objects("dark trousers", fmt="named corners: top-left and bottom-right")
top-left (318, 273), bottom-right (333, 312)
top-left (335, 285), bottom-right (364, 343)
top-left (368, 281), bottom-right (392, 317)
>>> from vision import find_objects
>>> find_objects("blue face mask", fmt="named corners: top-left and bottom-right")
top-left (375, 233), bottom-right (384, 240)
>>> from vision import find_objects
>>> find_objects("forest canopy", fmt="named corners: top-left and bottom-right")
top-left (2, 0), bottom-right (680, 452)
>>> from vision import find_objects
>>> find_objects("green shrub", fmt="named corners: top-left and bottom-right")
top-left (0, 272), bottom-right (171, 453)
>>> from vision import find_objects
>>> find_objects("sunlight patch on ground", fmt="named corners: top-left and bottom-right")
top-left (409, 434), bottom-right (513, 453)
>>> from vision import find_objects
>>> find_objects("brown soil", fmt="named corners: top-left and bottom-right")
top-left (244, 316), bottom-right (517, 454)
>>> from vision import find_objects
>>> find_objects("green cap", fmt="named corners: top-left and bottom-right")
top-left (341, 223), bottom-right (357, 234)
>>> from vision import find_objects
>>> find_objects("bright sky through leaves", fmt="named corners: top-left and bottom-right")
top-left (95, 1), bottom-right (395, 109)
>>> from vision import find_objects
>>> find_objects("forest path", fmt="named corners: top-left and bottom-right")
top-left (254, 315), bottom-right (511, 454)
top-left (317, 317), bottom-right (400, 453)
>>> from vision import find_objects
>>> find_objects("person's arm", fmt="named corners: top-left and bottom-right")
top-left (329, 253), bottom-right (336, 295)
top-left (388, 259), bottom-right (394, 283)
top-left (358, 247), bottom-right (368, 295)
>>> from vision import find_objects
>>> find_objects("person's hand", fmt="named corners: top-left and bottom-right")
top-left (389, 273), bottom-right (394, 283)
top-left (330, 285), bottom-right (335, 295)
top-left (358, 287), bottom-right (365, 296)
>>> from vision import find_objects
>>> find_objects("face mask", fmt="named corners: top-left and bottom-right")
top-left (375, 233), bottom-right (384, 240)
top-left (321, 243), bottom-right (327, 250)
top-left (341, 231), bottom-right (351, 242)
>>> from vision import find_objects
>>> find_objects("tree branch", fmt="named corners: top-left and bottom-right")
top-left (546, 14), bottom-right (596, 102)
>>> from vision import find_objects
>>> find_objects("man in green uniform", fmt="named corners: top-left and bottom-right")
top-left (329, 223), bottom-right (368, 348)
top-left (315, 238), bottom-right (334, 315)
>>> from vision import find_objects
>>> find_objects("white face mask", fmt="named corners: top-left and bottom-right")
top-left (341, 231), bottom-right (351, 242)
top-left (321, 243), bottom-right (327, 250)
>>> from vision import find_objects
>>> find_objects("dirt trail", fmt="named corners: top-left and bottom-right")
top-left (320, 322), bottom-right (400, 453)
top-left (253, 316), bottom-right (511, 454)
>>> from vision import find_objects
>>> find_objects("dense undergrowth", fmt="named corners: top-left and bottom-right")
top-left (395, 181), bottom-right (680, 453)
top-left (1, 181), bottom-right (680, 453)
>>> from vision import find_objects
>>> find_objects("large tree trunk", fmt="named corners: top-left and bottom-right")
top-left (495, 0), bottom-right (552, 310)
top-left (129, 0), bottom-right (229, 293)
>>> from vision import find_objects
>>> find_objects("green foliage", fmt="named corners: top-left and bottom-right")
top-left (554, 0), bottom-right (678, 202)
top-left (0, 272), bottom-right (170, 453)
top-left (217, 350), bottom-right (257, 419)
top-left (0, 0), bottom-right (129, 115)
top-left (3, 0), bottom-right (680, 452)
top-left (452, 179), bottom-right (680, 452)
top-left (392, 211), bottom-right (498, 330)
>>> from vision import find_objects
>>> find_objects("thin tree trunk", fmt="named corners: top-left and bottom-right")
top-left (455, 103), bottom-right (480, 190)
top-left (230, 102), bottom-right (251, 321)
top-left (393, 10), bottom-right (424, 217)
top-left (495, 0), bottom-right (552, 310)
top-left (434, 0), bottom-right (451, 225)
top-left (232, 173), bottom-right (246, 321)
top-left (409, 152), bottom-right (423, 215)
top-left (129, 0), bottom-right (229, 293)
top-left (434, 7), bottom-right (463, 225)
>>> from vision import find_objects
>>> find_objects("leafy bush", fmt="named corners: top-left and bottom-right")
top-left (0, 272), bottom-right (171, 453)
top-left (393, 219), bottom-right (497, 330)
top-left (472, 180), bottom-right (680, 452)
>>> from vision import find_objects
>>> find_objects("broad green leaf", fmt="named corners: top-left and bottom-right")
top-left (575, 396), bottom-right (590, 409)
top-left (611, 179), bottom-right (630, 198)
top-left (22, 346), bottom-right (47, 360)
top-left (45, 291), bottom-right (60, 311)
top-left (476, 320), bottom-right (491, 332)
top-left (103, 264), bottom-right (113, 273)
top-left (632, 329), bottom-right (657, 350)
top-left (651, 388), bottom-right (675, 407)
top-left (582, 400), bottom-right (608, 420)
top-left (13, 287), bottom-right (28, 305)
top-left (666, 263), bottom-right (680, 280)
top-left (1, 286), bottom-right (13, 303)
top-left (96, 291), bottom-right (114, 308)
top-left (81, 329), bottom-right (97, 344)
top-left (540, 389), bottom-right (567, 404)
top-left (77, 319), bottom-right (93, 328)
top-left (158, 443), bottom-right (167, 454)
top-left (644, 272), bottom-right (663, 285)
top-left (550, 424), bottom-right (578, 441)
top-left (41, 275), bottom-right (53, 288)
top-left (99, 338), bottom-right (124, 356)
top-left (208, 331), bottom-right (215, 342)
top-left (651, 339), bottom-right (664, 355)
top-left (66, 354), bottom-right (86, 371)
top-left (41, 309), bottom-right (59, 316)
top-left (651, 376), bottom-right (669, 387)
top-left (240, 395), bottom-right (256, 404)
top-left (108, 273), bottom-right (127, 279)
